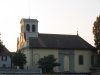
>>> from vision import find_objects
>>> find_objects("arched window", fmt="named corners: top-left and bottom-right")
top-left (26, 24), bottom-right (30, 31)
top-left (32, 24), bottom-right (35, 32)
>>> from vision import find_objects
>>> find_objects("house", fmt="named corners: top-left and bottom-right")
top-left (17, 18), bottom-right (96, 73)
top-left (0, 42), bottom-right (11, 68)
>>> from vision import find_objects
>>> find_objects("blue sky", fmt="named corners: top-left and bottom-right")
top-left (0, 0), bottom-right (100, 52)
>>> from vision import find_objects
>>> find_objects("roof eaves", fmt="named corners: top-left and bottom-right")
top-left (29, 46), bottom-right (96, 51)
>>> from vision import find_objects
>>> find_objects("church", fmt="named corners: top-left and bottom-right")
top-left (17, 18), bottom-right (96, 73)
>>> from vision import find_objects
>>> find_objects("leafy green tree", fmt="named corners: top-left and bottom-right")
top-left (38, 55), bottom-right (60, 73)
top-left (12, 51), bottom-right (26, 69)
top-left (93, 15), bottom-right (100, 49)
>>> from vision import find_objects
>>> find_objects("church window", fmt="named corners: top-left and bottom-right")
top-left (91, 55), bottom-right (94, 65)
top-left (2, 64), bottom-right (6, 68)
top-left (1, 56), bottom-right (7, 61)
top-left (98, 42), bottom-right (100, 46)
top-left (32, 24), bottom-right (35, 32)
top-left (79, 55), bottom-right (84, 65)
top-left (34, 54), bottom-right (40, 64)
top-left (26, 24), bottom-right (30, 31)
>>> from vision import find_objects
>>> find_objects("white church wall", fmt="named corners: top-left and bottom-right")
top-left (32, 49), bottom-right (59, 71)
top-left (0, 56), bottom-right (11, 68)
top-left (74, 50), bottom-right (93, 72)
top-left (22, 49), bottom-right (31, 68)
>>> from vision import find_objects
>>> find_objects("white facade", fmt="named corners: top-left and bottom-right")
top-left (0, 56), bottom-right (11, 68)
top-left (74, 50), bottom-right (93, 72)
top-left (21, 48), bottom-right (94, 72)
top-left (22, 48), bottom-right (59, 71)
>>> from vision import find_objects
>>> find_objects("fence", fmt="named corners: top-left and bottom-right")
top-left (43, 72), bottom-right (91, 75)
top-left (0, 72), bottom-right (91, 75)
top-left (0, 73), bottom-right (91, 75)
top-left (0, 69), bottom-right (91, 75)
top-left (0, 69), bottom-right (42, 75)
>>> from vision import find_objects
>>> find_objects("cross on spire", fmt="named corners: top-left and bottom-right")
top-left (77, 31), bottom-right (79, 36)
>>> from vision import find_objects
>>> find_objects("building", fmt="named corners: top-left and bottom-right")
top-left (17, 18), bottom-right (96, 73)
top-left (0, 42), bottom-right (11, 68)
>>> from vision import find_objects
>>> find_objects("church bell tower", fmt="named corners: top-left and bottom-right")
top-left (17, 18), bottom-right (39, 49)
top-left (20, 18), bottom-right (38, 39)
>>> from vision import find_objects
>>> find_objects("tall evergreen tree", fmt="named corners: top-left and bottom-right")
top-left (93, 15), bottom-right (100, 50)
top-left (93, 15), bottom-right (100, 66)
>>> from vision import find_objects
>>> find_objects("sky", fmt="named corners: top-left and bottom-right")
top-left (0, 0), bottom-right (100, 52)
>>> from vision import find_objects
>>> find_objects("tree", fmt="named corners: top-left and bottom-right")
top-left (93, 15), bottom-right (100, 49)
top-left (12, 51), bottom-right (26, 69)
top-left (93, 15), bottom-right (100, 66)
top-left (38, 55), bottom-right (60, 73)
